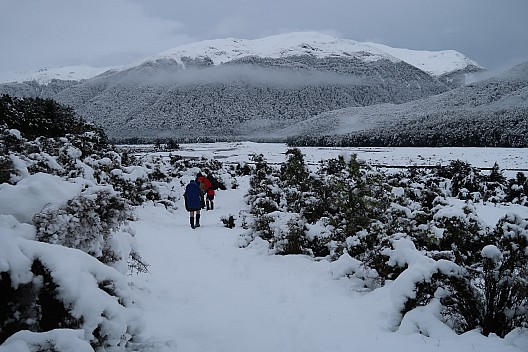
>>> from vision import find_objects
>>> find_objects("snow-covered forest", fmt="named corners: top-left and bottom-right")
top-left (1, 95), bottom-right (527, 351)
top-left (282, 61), bottom-right (528, 147)
top-left (0, 56), bottom-right (448, 141)
top-left (287, 107), bottom-right (528, 147)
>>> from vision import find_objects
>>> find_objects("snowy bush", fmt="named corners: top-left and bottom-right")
top-left (403, 212), bottom-right (528, 337)
top-left (0, 155), bottom-right (13, 184)
top-left (33, 186), bottom-right (147, 273)
top-left (243, 152), bottom-right (318, 255)
top-left (0, 95), bottom-right (148, 350)
top-left (506, 172), bottom-right (528, 206)
top-left (428, 202), bottom-right (490, 266)
top-left (277, 215), bottom-right (310, 255)
top-left (0, 232), bottom-right (142, 350)
top-left (244, 154), bottom-right (281, 240)
top-left (220, 214), bottom-right (236, 229)
top-left (241, 148), bottom-right (528, 338)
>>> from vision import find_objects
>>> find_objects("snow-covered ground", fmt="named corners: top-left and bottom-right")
top-left (2, 143), bottom-right (528, 351)
top-left (130, 182), bottom-right (526, 352)
top-left (127, 143), bottom-right (528, 351)
top-left (152, 142), bottom-right (528, 176)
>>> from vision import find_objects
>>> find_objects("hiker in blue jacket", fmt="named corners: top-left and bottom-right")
top-left (184, 179), bottom-right (202, 229)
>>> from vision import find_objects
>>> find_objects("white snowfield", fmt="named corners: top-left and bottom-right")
top-left (366, 42), bottom-right (482, 76)
top-left (170, 142), bottom-right (528, 177)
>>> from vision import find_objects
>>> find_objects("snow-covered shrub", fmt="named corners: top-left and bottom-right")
top-left (231, 161), bottom-right (252, 176)
top-left (0, 125), bottom-right (25, 155)
top-left (244, 152), bottom-right (319, 255)
top-left (322, 156), bottom-right (389, 243)
top-left (1, 95), bottom-right (150, 350)
top-left (479, 213), bottom-right (528, 336)
top-left (280, 149), bottom-right (310, 207)
top-left (506, 172), bottom-right (528, 205)
top-left (221, 214), bottom-right (236, 229)
top-left (33, 186), bottom-right (146, 273)
top-left (437, 160), bottom-right (483, 200)
top-left (481, 162), bottom-right (508, 204)
top-left (401, 269), bottom-right (482, 334)
top-left (0, 232), bottom-right (142, 350)
top-left (279, 148), bottom-right (324, 223)
top-left (0, 329), bottom-right (94, 352)
top-left (428, 202), bottom-right (490, 266)
top-left (169, 154), bottom-right (223, 175)
top-left (274, 215), bottom-right (309, 255)
top-left (320, 155), bottom-right (395, 272)
top-left (244, 154), bottom-right (282, 241)
top-left (0, 155), bottom-right (13, 184)
top-left (403, 212), bottom-right (528, 337)
top-left (108, 166), bottom-right (156, 206)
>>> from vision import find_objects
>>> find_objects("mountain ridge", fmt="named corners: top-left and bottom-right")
top-left (0, 32), bottom-right (481, 84)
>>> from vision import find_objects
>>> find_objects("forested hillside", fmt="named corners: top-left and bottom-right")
top-left (285, 61), bottom-right (528, 147)
top-left (0, 55), bottom-right (448, 141)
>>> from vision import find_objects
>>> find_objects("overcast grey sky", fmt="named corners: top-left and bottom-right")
top-left (1, 0), bottom-right (527, 73)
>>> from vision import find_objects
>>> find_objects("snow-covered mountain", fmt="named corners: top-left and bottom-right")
top-left (0, 32), bottom-right (481, 84)
top-left (146, 31), bottom-right (398, 67)
top-left (0, 32), bottom-right (487, 141)
top-left (0, 65), bottom-right (112, 85)
top-left (145, 32), bottom-right (481, 76)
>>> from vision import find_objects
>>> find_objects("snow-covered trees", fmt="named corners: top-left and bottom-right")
top-left (287, 108), bottom-right (528, 148)
top-left (0, 54), bottom-right (449, 141)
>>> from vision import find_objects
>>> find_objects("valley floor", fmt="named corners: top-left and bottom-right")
top-left (146, 142), bottom-right (528, 177)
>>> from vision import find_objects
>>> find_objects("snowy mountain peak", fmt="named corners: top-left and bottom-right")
top-left (143, 31), bottom-right (481, 77)
top-left (0, 65), bottom-right (112, 85)
top-left (366, 42), bottom-right (484, 76)
top-left (148, 31), bottom-right (401, 66)
top-left (0, 32), bottom-right (482, 84)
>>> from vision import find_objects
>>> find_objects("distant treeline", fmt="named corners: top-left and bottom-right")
top-left (287, 108), bottom-right (528, 148)
top-left (111, 135), bottom-right (288, 145)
